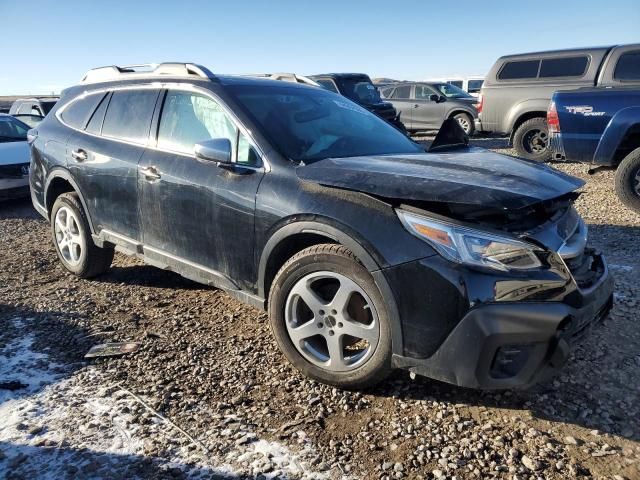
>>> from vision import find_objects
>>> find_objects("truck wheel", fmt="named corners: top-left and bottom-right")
top-left (268, 244), bottom-right (392, 390)
top-left (453, 112), bottom-right (474, 136)
top-left (513, 117), bottom-right (551, 162)
top-left (51, 192), bottom-right (114, 278)
top-left (614, 147), bottom-right (640, 213)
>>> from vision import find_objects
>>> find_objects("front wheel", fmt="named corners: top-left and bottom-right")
top-left (513, 117), bottom-right (551, 162)
top-left (614, 147), bottom-right (640, 213)
top-left (51, 192), bottom-right (114, 278)
top-left (453, 112), bottom-right (474, 136)
top-left (268, 244), bottom-right (392, 390)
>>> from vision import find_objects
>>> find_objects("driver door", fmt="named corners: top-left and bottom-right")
top-left (138, 89), bottom-right (265, 284)
top-left (412, 85), bottom-right (445, 130)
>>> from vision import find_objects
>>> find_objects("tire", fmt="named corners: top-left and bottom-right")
top-left (268, 244), bottom-right (392, 390)
top-left (50, 192), bottom-right (114, 278)
top-left (513, 117), bottom-right (552, 162)
top-left (614, 147), bottom-right (640, 213)
top-left (453, 112), bottom-right (474, 136)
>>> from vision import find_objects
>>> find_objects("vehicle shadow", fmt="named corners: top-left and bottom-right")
top-left (0, 196), bottom-right (38, 220)
top-left (95, 264), bottom-right (209, 291)
top-left (0, 442), bottom-right (237, 479)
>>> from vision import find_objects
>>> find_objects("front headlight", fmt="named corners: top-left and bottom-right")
top-left (397, 210), bottom-right (543, 271)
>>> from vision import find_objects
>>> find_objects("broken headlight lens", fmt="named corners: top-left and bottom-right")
top-left (397, 210), bottom-right (543, 271)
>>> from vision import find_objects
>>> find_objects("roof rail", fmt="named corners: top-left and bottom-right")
top-left (249, 73), bottom-right (320, 87)
top-left (80, 63), bottom-right (216, 84)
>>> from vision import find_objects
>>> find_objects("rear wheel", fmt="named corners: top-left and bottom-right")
top-left (453, 112), bottom-right (474, 136)
top-left (513, 117), bottom-right (551, 162)
top-left (614, 147), bottom-right (640, 213)
top-left (268, 244), bottom-right (392, 390)
top-left (51, 192), bottom-right (114, 278)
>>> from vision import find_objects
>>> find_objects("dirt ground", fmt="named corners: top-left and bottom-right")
top-left (0, 137), bottom-right (639, 479)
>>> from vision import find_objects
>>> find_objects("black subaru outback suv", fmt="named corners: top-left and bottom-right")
top-left (29, 63), bottom-right (613, 390)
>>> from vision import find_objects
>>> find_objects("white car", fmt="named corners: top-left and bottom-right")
top-left (0, 114), bottom-right (31, 200)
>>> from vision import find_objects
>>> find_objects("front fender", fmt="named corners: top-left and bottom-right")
top-left (593, 107), bottom-right (640, 166)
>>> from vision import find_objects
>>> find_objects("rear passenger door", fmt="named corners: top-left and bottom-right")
top-left (138, 88), bottom-right (265, 284)
top-left (65, 87), bottom-right (160, 242)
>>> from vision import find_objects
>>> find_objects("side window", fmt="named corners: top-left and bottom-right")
top-left (468, 80), bottom-right (484, 93)
top-left (498, 60), bottom-right (540, 80)
top-left (85, 93), bottom-right (110, 135)
top-left (448, 81), bottom-right (463, 88)
top-left (415, 85), bottom-right (436, 99)
top-left (102, 89), bottom-right (159, 143)
top-left (237, 132), bottom-right (260, 166)
top-left (60, 93), bottom-right (107, 130)
top-left (380, 87), bottom-right (394, 98)
top-left (614, 51), bottom-right (640, 81)
top-left (391, 85), bottom-right (411, 99)
top-left (316, 79), bottom-right (339, 93)
top-left (539, 56), bottom-right (589, 78)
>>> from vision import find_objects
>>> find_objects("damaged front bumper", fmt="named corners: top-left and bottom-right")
top-left (390, 250), bottom-right (614, 389)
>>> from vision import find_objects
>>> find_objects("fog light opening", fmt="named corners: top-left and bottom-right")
top-left (490, 344), bottom-right (532, 379)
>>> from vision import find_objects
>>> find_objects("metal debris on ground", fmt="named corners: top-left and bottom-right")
top-left (84, 342), bottom-right (140, 358)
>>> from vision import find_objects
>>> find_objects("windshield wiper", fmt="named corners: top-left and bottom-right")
top-left (0, 135), bottom-right (26, 141)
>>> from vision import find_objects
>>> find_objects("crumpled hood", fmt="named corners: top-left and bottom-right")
top-left (297, 147), bottom-right (584, 210)
top-left (0, 141), bottom-right (30, 166)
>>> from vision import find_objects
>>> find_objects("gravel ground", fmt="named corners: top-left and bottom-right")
top-left (0, 137), bottom-right (639, 479)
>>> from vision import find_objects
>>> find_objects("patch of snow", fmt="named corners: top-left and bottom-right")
top-left (609, 264), bottom-right (634, 273)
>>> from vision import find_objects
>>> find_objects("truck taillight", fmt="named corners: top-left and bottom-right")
top-left (475, 94), bottom-right (483, 114)
top-left (547, 101), bottom-right (560, 134)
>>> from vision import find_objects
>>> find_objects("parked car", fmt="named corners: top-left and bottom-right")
top-left (478, 44), bottom-right (640, 161)
top-left (308, 73), bottom-right (406, 132)
top-left (9, 97), bottom-right (59, 127)
top-left (0, 114), bottom-right (31, 200)
top-left (380, 82), bottom-right (478, 135)
top-left (549, 84), bottom-right (640, 212)
top-left (434, 76), bottom-right (485, 97)
top-left (31, 63), bottom-right (613, 390)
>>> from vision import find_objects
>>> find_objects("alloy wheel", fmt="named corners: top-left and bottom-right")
top-left (524, 128), bottom-right (548, 154)
top-left (54, 206), bottom-right (84, 266)
top-left (284, 271), bottom-right (380, 372)
top-left (456, 116), bottom-right (471, 134)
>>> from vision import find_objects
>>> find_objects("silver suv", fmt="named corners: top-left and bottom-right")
top-left (380, 82), bottom-right (478, 135)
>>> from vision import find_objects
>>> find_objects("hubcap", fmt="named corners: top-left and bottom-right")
top-left (524, 128), bottom-right (548, 154)
top-left (54, 207), bottom-right (83, 266)
top-left (284, 271), bottom-right (380, 372)
top-left (456, 116), bottom-right (470, 134)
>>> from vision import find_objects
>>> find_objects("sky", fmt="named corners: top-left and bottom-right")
top-left (1, 0), bottom-right (638, 94)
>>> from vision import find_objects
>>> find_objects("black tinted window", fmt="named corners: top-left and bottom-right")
top-left (498, 60), bottom-right (540, 80)
top-left (102, 89), bottom-right (158, 143)
top-left (61, 93), bottom-right (106, 129)
top-left (391, 85), bottom-right (411, 99)
top-left (614, 51), bottom-right (640, 80)
top-left (539, 56), bottom-right (588, 77)
top-left (316, 79), bottom-right (339, 93)
top-left (85, 93), bottom-right (110, 135)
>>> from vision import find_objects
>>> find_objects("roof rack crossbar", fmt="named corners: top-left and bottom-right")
top-left (80, 63), bottom-right (216, 84)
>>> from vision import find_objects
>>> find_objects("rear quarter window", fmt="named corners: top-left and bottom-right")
top-left (614, 51), bottom-right (640, 81)
top-left (101, 89), bottom-right (159, 143)
top-left (539, 56), bottom-right (589, 78)
top-left (498, 60), bottom-right (540, 80)
top-left (60, 93), bottom-right (107, 129)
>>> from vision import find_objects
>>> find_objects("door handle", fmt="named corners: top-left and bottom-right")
top-left (71, 149), bottom-right (88, 162)
top-left (140, 166), bottom-right (161, 180)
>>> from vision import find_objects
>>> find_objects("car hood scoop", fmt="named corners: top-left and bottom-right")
top-left (296, 148), bottom-right (584, 210)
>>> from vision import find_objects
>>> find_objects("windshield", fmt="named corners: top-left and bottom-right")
top-left (433, 83), bottom-right (473, 99)
top-left (0, 116), bottom-right (29, 142)
top-left (230, 85), bottom-right (423, 163)
top-left (339, 77), bottom-right (382, 105)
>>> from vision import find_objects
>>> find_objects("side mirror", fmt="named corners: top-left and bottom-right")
top-left (429, 94), bottom-right (440, 103)
top-left (195, 138), bottom-right (232, 164)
